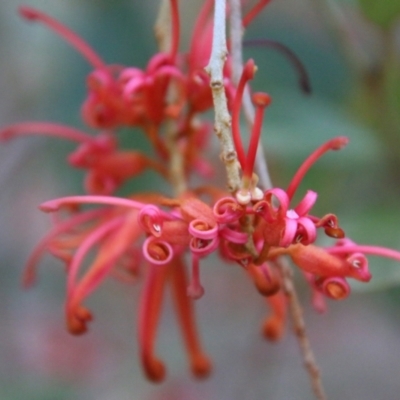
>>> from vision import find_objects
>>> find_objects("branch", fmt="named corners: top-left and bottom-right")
top-left (154, 0), bottom-right (186, 196)
top-left (154, 0), bottom-right (171, 53)
top-left (276, 258), bottom-right (328, 400)
top-left (205, 0), bottom-right (241, 193)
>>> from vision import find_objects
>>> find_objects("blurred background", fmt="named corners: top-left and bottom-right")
top-left (1, 0), bottom-right (400, 399)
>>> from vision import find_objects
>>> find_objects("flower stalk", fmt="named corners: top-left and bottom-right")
top-left (205, 0), bottom-right (241, 193)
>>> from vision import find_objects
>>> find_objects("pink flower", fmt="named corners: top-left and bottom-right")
top-left (0, 123), bottom-right (166, 194)
top-left (255, 187), bottom-right (318, 248)
top-left (32, 194), bottom-right (213, 381)
top-left (19, 4), bottom-right (182, 130)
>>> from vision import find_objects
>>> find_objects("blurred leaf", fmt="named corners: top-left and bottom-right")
top-left (263, 91), bottom-right (380, 163)
top-left (358, 0), bottom-right (400, 29)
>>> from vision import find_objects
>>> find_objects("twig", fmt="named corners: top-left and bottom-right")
top-left (165, 120), bottom-right (187, 196)
top-left (205, 0), bottom-right (241, 193)
top-left (154, 0), bottom-right (171, 53)
top-left (276, 257), bottom-right (328, 400)
top-left (229, 0), bottom-right (243, 85)
top-left (154, 0), bottom-right (186, 195)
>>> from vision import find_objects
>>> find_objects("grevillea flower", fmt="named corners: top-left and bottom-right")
top-left (0, 122), bottom-right (167, 194)
top-left (31, 193), bottom-right (214, 381)
top-left (250, 136), bottom-right (348, 264)
top-left (31, 192), bottom-right (263, 380)
top-left (254, 237), bottom-right (400, 343)
top-left (268, 237), bottom-right (400, 293)
top-left (19, 3), bottom-right (182, 130)
top-left (6, 1), bottom-right (400, 391)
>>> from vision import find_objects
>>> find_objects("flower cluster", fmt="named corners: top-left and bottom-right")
top-left (3, 1), bottom-right (400, 384)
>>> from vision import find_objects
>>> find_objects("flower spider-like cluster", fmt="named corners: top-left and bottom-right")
top-left (3, 0), bottom-right (400, 385)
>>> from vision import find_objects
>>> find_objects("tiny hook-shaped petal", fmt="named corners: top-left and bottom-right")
top-left (346, 252), bottom-right (371, 282)
top-left (138, 205), bottom-right (165, 237)
top-left (142, 237), bottom-right (173, 266)
top-left (320, 276), bottom-right (351, 300)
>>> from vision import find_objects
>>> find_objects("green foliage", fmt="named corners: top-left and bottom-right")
top-left (358, 0), bottom-right (400, 29)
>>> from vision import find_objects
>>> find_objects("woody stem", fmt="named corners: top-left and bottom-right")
top-left (276, 257), bottom-right (328, 400)
top-left (154, 1), bottom-right (187, 195)
top-left (205, 0), bottom-right (241, 193)
top-left (165, 119), bottom-right (187, 195)
top-left (154, 0), bottom-right (172, 53)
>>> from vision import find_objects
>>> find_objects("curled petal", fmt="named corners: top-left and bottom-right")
top-left (189, 236), bottom-right (219, 257)
top-left (123, 78), bottom-right (145, 101)
top-left (219, 226), bottom-right (248, 244)
top-left (188, 219), bottom-right (218, 240)
top-left (264, 188), bottom-right (290, 216)
top-left (138, 205), bottom-right (164, 237)
top-left (213, 196), bottom-right (245, 223)
top-left (296, 217), bottom-right (317, 245)
top-left (118, 67), bottom-right (144, 84)
top-left (280, 218), bottom-right (298, 247)
top-left (253, 199), bottom-right (271, 219)
top-left (320, 277), bottom-right (351, 300)
top-left (316, 213), bottom-right (345, 239)
top-left (153, 65), bottom-right (184, 82)
top-left (87, 70), bottom-right (114, 92)
top-left (294, 190), bottom-right (317, 216)
top-left (142, 237), bottom-right (173, 266)
top-left (146, 52), bottom-right (171, 74)
top-left (346, 253), bottom-right (371, 282)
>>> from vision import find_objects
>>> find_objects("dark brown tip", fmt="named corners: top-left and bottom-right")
top-left (244, 39), bottom-right (312, 95)
top-left (325, 226), bottom-right (345, 239)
